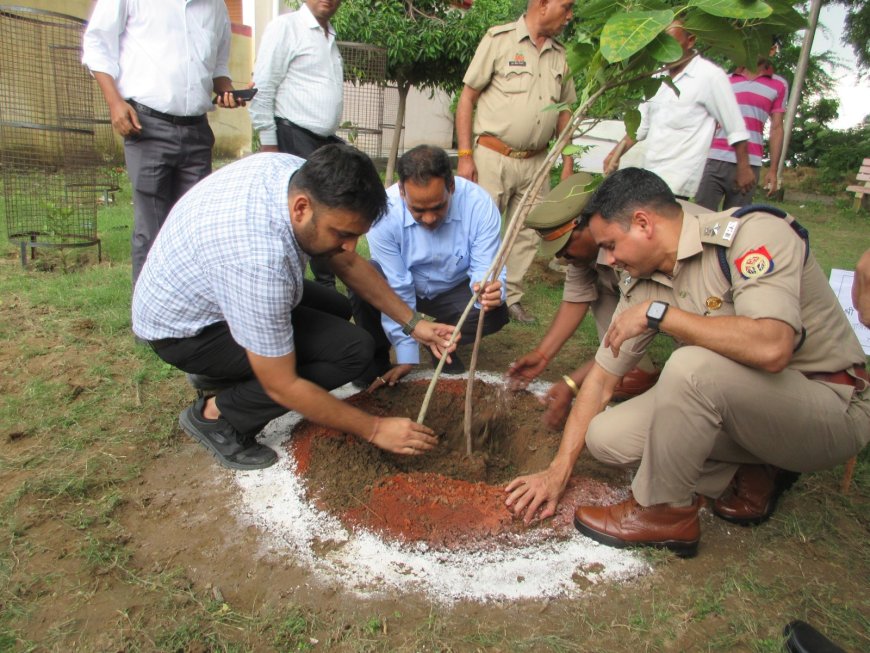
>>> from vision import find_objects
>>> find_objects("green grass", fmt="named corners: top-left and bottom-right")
top-left (0, 169), bottom-right (867, 651)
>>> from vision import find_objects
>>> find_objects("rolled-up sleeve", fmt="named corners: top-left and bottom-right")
top-left (81, 0), bottom-right (126, 77)
top-left (705, 67), bottom-right (750, 146)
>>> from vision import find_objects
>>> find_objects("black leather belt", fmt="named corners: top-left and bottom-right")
top-left (128, 100), bottom-right (206, 126)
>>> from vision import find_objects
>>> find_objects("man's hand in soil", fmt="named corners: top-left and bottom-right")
top-left (411, 320), bottom-right (458, 364)
top-left (370, 417), bottom-right (438, 455)
top-left (367, 364), bottom-right (414, 392)
top-left (504, 468), bottom-right (567, 525)
top-left (507, 350), bottom-right (548, 390)
top-left (539, 381), bottom-right (574, 430)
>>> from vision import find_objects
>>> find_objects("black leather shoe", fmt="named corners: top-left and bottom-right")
top-left (784, 620), bottom-right (845, 653)
top-left (178, 398), bottom-right (277, 470)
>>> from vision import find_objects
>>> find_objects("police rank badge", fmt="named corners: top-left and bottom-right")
top-left (508, 53), bottom-right (526, 67)
top-left (735, 246), bottom-right (774, 279)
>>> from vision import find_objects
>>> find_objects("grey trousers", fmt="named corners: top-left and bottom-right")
top-left (694, 159), bottom-right (760, 211)
top-left (124, 111), bottom-right (214, 286)
top-left (585, 346), bottom-right (870, 506)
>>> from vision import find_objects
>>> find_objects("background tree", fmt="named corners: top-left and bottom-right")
top-left (332, 0), bottom-right (522, 183)
top-left (835, 0), bottom-right (870, 72)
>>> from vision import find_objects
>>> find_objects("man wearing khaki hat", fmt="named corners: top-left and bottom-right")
top-left (507, 173), bottom-right (659, 429)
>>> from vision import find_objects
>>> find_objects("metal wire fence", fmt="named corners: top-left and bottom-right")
top-left (0, 5), bottom-right (107, 264)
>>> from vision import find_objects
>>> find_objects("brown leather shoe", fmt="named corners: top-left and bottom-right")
top-left (574, 495), bottom-right (701, 558)
top-left (508, 302), bottom-right (536, 324)
top-left (612, 367), bottom-right (660, 402)
top-left (713, 464), bottom-right (800, 526)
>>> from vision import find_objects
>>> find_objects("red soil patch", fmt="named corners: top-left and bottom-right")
top-left (287, 379), bottom-right (628, 550)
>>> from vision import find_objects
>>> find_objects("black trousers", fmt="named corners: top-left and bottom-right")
top-left (151, 280), bottom-right (372, 437)
top-left (349, 261), bottom-right (509, 382)
top-left (276, 117), bottom-right (345, 289)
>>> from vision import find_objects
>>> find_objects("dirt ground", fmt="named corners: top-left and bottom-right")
top-left (2, 265), bottom-right (868, 651)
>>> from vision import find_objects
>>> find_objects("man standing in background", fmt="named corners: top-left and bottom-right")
top-left (695, 58), bottom-right (788, 210)
top-left (456, 0), bottom-right (577, 324)
top-left (83, 0), bottom-right (244, 288)
top-left (604, 22), bottom-right (753, 202)
top-left (250, 0), bottom-right (345, 289)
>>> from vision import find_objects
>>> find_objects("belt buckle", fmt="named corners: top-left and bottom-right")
top-left (508, 150), bottom-right (527, 159)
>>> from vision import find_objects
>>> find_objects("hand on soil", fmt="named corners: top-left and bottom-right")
top-left (371, 417), bottom-right (438, 455)
top-left (367, 364), bottom-right (414, 392)
top-left (507, 350), bottom-right (548, 390)
top-left (504, 470), bottom-right (563, 525)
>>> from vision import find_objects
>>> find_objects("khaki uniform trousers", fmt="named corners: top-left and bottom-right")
top-left (586, 346), bottom-right (870, 506)
top-left (473, 145), bottom-right (547, 307)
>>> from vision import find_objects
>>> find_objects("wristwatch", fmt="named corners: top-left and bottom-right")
top-left (646, 301), bottom-right (669, 331)
top-left (402, 311), bottom-right (425, 336)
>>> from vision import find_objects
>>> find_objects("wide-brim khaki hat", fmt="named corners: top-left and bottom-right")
top-left (526, 172), bottom-right (595, 258)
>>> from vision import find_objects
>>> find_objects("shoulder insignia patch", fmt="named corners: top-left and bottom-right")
top-left (734, 246), bottom-right (774, 279)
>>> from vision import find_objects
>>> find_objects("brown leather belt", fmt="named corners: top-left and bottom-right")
top-left (477, 134), bottom-right (545, 160)
top-left (804, 365), bottom-right (869, 389)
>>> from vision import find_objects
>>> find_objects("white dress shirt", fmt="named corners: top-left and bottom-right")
top-left (249, 4), bottom-right (344, 145)
top-left (636, 55), bottom-right (749, 197)
top-left (82, 0), bottom-right (231, 117)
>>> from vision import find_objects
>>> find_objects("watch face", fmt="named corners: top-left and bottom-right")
top-left (648, 302), bottom-right (667, 319)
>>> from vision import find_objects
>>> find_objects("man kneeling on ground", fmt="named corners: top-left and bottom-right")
top-left (133, 145), bottom-right (457, 470)
top-left (507, 172), bottom-right (659, 427)
top-left (505, 167), bottom-right (869, 557)
top-left (351, 145), bottom-right (508, 389)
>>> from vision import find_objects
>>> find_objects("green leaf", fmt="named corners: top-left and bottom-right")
top-left (648, 32), bottom-right (683, 62)
top-left (762, 0), bottom-right (807, 30)
top-left (683, 11), bottom-right (748, 65)
top-left (600, 10), bottom-right (675, 63)
top-left (689, 0), bottom-right (773, 20)
top-left (566, 42), bottom-right (596, 74)
top-left (624, 108), bottom-right (642, 140)
top-left (573, 0), bottom-right (620, 20)
top-left (641, 77), bottom-right (664, 101)
top-left (562, 144), bottom-right (584, 156)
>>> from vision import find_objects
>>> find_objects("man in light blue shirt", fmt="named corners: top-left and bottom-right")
top-left (351, 145), bottom-right (508, 388)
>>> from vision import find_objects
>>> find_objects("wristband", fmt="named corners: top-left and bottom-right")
top-left (562, 375), bottom-right (579, 397)
top-left (457, 149), bottom-right (473, 157)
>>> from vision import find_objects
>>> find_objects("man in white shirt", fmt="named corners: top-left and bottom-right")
top-left (82, 0), bottom-right (245, 287)
top-left (250, 0), bottom-right (345, 288)
top-left (604, 22), bottom-right (753, 200)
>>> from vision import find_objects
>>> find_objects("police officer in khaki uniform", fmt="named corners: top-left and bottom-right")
top-left (506, 173), bottom-right (659, 427)
top-left (505, 167), bottom-right (870, 557)
top-left (455, 0), bottom-right (577, 324)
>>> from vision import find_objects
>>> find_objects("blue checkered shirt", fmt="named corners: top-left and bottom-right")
top-left (132, 153), bottom-right (308, 357)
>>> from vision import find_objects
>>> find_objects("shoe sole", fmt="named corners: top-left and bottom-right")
top-left (573, 515), bottom-right (699, 558)
top-left (178, 409), bottom-right (276, 471)
top-left (713, 471), bottom-right (800, 527)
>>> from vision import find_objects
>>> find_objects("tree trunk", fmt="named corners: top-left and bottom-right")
top-left (384, 82), bottom-right (409, 186)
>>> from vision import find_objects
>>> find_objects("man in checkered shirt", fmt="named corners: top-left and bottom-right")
top-left (133, 145), bottom-right (456, 470)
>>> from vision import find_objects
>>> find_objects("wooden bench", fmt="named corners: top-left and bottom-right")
top-left (846, 157), bottom-right (870, 211)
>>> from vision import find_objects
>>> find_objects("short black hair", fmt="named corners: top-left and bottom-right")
top-left (290, 144), bottom-right (387, 225)
top-left (579, 167), bottom-right (680, 229)
top-left (396, 145), bottom-right (454, 189)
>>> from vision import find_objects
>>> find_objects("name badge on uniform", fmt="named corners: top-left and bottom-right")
top-left (509, 53), bottom-right (526, 67)
top-left (722, 220), bottom-right (738, 241)
top-left (735, 246), bottom-right (774, 279)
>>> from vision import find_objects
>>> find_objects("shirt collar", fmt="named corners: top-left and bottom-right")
top-left (672, 53), bottom-right (703, 82)
top-left (515, 14), bottom-right (559, 52)
top-left (299, 3), bottom-right (335, 37)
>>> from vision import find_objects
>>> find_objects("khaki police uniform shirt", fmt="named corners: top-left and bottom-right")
top-left (594, 209), bottom-right (867, 382)
top-left (463, 16), bottom-right (576, 151)
top-left (563, 249), bottom-right (618, 303)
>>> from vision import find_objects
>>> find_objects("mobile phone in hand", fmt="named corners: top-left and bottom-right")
top-left (213, 88), bottom-right (258, 104)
